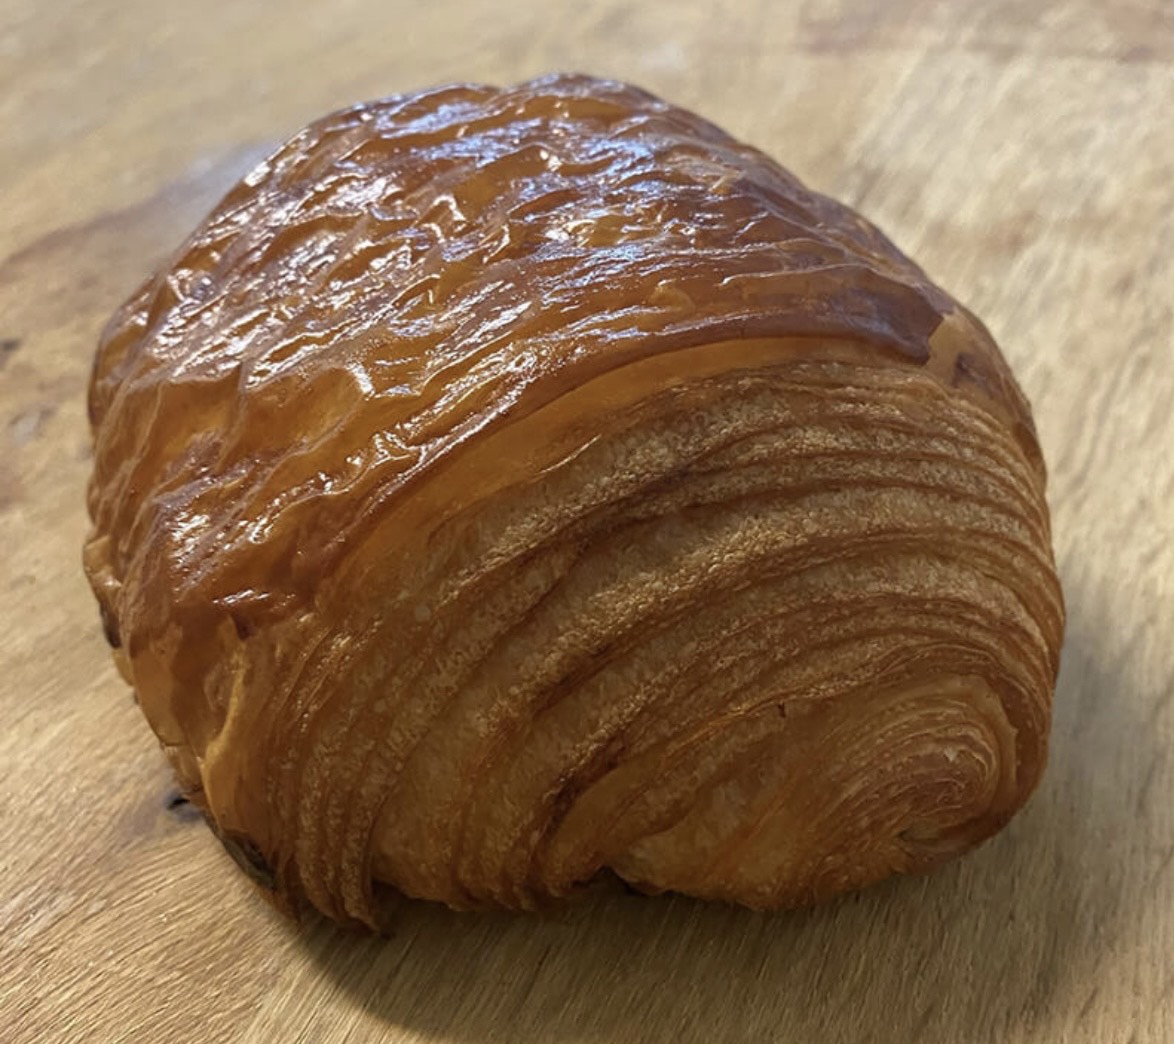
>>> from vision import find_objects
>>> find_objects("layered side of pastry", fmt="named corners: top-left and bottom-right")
top-left (85, 75), bottom-right (1063, 924)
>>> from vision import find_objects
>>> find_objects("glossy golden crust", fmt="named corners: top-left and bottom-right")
top-left (84, 74), bottom-right (1063, 925)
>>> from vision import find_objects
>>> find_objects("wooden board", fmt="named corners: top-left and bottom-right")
top-left (2, 1), bottom-right (1172, 1040)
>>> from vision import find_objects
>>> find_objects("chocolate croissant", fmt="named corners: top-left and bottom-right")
top-left (85, 74), bottom-right (1063, 924)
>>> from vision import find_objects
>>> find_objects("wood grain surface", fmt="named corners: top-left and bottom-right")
top-left (1, 1), bottom-right (1171, 1041)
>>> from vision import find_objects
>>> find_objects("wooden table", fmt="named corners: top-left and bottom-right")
top-left (3, 1), bottom-right (1172, 1040)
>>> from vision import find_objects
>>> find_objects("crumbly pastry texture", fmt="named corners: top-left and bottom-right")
top-left (85, 74), bottom-right (1063, 926)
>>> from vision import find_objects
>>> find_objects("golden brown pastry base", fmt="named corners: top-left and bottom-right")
top-left (84, 75), bottom-right (1062, 926)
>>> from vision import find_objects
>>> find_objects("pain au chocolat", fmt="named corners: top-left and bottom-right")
top-left (84, 74), bottom-right (1063, 926)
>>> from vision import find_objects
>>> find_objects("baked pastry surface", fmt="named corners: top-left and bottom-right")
top-left (85, 74), bottom-right (1063, 924)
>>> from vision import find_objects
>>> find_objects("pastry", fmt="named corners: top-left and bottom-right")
top-left (84, 74), bottom-right (1064, 925)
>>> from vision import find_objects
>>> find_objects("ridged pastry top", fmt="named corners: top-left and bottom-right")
top-left (84, 75), bottom-right (1062, 923)
top-left (86, 73), bottom-right (1037, 653)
